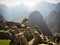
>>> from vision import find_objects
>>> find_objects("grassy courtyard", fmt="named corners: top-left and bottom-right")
top-left (0, 40), bottom-right (10, 45)
top-left (0, 30), bottom-right (10, 45)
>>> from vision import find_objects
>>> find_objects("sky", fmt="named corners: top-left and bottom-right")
top-left (0, 0), bottom-right (60, 9)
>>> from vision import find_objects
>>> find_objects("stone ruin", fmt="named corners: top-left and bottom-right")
top-left (0, 20), bottom-right (60, 45)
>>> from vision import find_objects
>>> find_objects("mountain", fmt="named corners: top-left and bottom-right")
top-left (8, 4), bottom-right (30, 22)
top-left (28, 11), bottom-right (53, 36)
top-left (0, 4), bottom-right (8, 20)
top-left (32, 2), bottom-right (56, 18)
top-left (0, 15), bottom-right (4, 20)
top-left (56, 3), bottom-right (60, 10)
top-left (0, 2), bottom-right (60, 23)
top-left (46, 10), bottom-right (60, 33)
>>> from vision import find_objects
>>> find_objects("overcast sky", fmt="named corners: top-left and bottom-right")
top-left (0, 0), bottom-right (60, 9)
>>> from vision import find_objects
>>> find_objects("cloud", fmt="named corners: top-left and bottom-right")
top-left (0, 0), bottom-right (60, 8)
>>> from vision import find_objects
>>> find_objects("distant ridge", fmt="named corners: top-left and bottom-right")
top-left (28, 11), bottom-right (53, 36)
top-left (0, 2), bottom-right (60, 22)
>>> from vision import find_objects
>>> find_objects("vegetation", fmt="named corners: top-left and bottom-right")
top-left (0, 30), bottom-right (5, 32)
top-left (0, 30), bottom-right (10, 45)
top-left (0, 40), bottom-right (10, 45)
top-left (21, 18), bottom-right (28, 24)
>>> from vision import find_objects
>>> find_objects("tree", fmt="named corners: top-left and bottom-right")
top-left (21, 18), bottom-right (29, 24)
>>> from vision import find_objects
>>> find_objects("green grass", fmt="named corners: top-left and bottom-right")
top-left (0, 30), bottom-right (5, 32)
top-left (0, 30), bottom-right (11, 45)
top-left (0, 40), bottom-right (11, 45)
